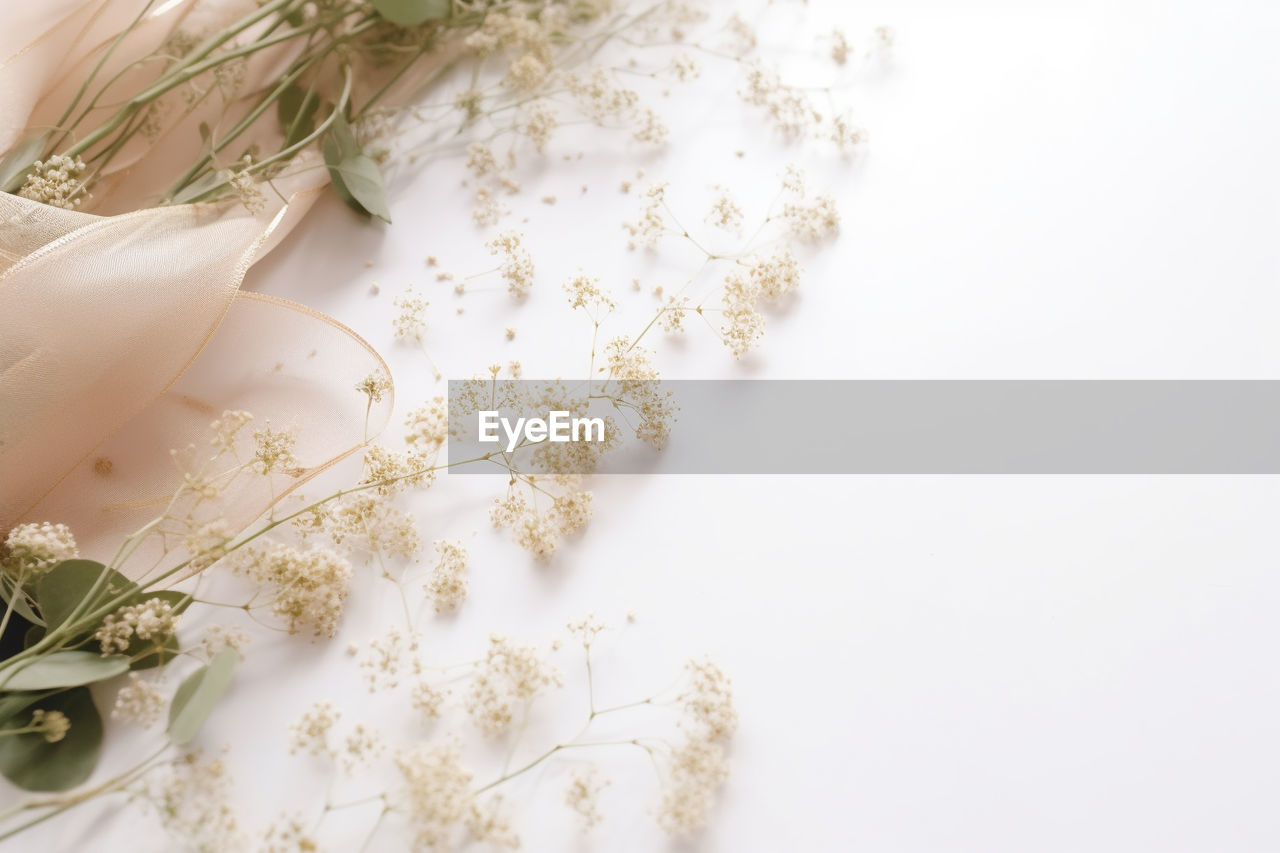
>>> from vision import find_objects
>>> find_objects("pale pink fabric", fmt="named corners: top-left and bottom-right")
top-left (0, 1), bottom-right (395, 576)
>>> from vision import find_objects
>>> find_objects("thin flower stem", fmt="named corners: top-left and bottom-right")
top-left (0, 743), bottom-right (168, 841)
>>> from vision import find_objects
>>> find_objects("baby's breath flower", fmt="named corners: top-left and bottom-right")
top-left (565, 768), bottom-right (609, 829)
top-left (112, 673), bottom-right (165, 727)
top-left (29, 709), bottom-right (70, 743)
top-left (184, 518), bottom-right (233, 569)
top-left (623, 182), bottom-right (668, 250)
top-left (209, 410), bottom-right (253, 453)
top-left (341, 723), bottom-right (384, 772)
top-left (427, 539), bottom-right (469, 613)
top-left (746, 247), bottom-right (802, 301)
top-left (229, 167), bottom-right (266, 214)
top-left (359, 627), bottom-right (421, 692)
top-left (199, 624), bottom-right (250, 659)
top-left (486, 232), bottom-right (535, 299)
top-left (604, 337), bottom-right (676, 448)
top-left (740, 62), bottom-right (821, 140)
top-left (138, 751), bottom-right (244, 849)
top-left (395, 738), bottom-right (474, 849)
top-left (290, 701), bottom-right (341, 757)
top-left (356, 371), bottom-right (393, 403)
top-left (465, 634), bottom-right (562, 736)
top-left (783, 192), bottom-right (840, 241)
top-left (518, 101), bottom-right (559, 152)
top-left (656, 736), bottom-right (730, 836)
top-left (404, 397), bottom-right (449, 450)
top-left (454, 88), bottom-right (484, 120)
top-left (726, 12), bottom-right (758, 51)
top-left (18, 155), bottom-right (88, 209)
top-left (633, 107), bottom-right (669, 145)
top-left (706, 185), bottom-right (744, 234)
top-left (326, 493), bottom-right (421, 559)
top-left (659, 296), bottom-right (690, 333)
top-left (465, 142), bottom-right (499, 177)
top-left (94, 598), bottom-right (180, 656)
top-left (394, 287), bottom-right (430, 341)
top-left (251, 425), bottom-right (299, 475)
top-left (472, 185), bottom-right (506, 226)
top-left (680, 658), bottom-right (738, 740)
top-left (3, 522), bottom-right (78, 577)
top-left (831, 28), bottom-right (852, 65)
top-left (505, 53), bottom-right (549, 90)
top-left (466, 796), bottom-right (520, 848)
top-left (233, 544), bottom-right (352, 637)
top-left (563, 273), bottom-right (616, 312)
top-left (412, 680), bottom-right (445, 720)
top-left (567, 612), bottom-right (606, 648)
top-left (831, 113), bottom-right (867, 152)
top-left (362, 445), bottom-right (433, 494)
top-left (261, 812), bottom-right (317, 853)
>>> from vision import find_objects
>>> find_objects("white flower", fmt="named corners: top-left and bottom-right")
top-left (395, 739), bottom-right (473, 849)
top-left (427, 539), bottom-right (469, 613)
top-left (113, 673), bottom-right (165, 727)
top-left (94, 598), bottom-right (180, 656)
top-left (3, 522), bottom-right (78, 576)
top-left (18, 155), bottom-right (88, 209)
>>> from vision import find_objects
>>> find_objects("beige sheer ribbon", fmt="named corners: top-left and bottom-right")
top-left (0, 191), bottom-right (393, 578)
top-left (0, 0), bottom-right (398, 576)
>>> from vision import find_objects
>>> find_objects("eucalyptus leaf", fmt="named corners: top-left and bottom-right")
top-left (372, 0), bottom-right (449, 27)
top-left (0, 651), bottom-right (129, 691)
top-left (0, 687), bottom-right (103, 791)
top-left (36, 560), bottom-right (135, 632)
top-left (0, 691), bottom-right (48, 725)
top-left (0, 132), bottom-right (50, 194)
top-left (278, 84), bottom-right (320, 148)
top-left (323, 113), bottom-right (392, 223)
top-left (0, 577), bottom-right (42, 628)
top-left (168, 649), bottom-right (237, 745)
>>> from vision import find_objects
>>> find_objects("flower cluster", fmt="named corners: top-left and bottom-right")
top-left (2, 522), bottom-right (78, 578)
top-left (94, 598), bottom-right (181, 656)
top-left (112, 673), bottom-right (166, 727)
top-left (489, 485), bottom-right (595, 561)
top-left (17, 155), bottom-right (88, 208)
top-left (251, 425), bottom-right (299, 476)
top-left (29, 709), bottom-right (71, 743)
top-left (232, 544), bottom-right (353, 637)
top-left (486, 232), bottom-right (535, 299)
top-left (658, 658), bottom-right (738, 835)
top-left (564, 768), bottom-right (609, 829)
top-left (427, 539), bottom-right (469, 613)
top-left (394, 287), bottom-right (430, 341)
top-left (464, 633), bottom-right (562, 735)
top-left (394, 738), bottom-right (474, 850)
top-left (720, 248), bottom-right (803, 357)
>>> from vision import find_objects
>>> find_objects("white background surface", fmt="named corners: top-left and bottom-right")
top-left (26, 1), bottom-right (1280, 850)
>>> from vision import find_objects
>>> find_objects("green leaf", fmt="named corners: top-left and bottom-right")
top-left (0, 651), bottom-right (129, 691)
top-left (0, 132), bottom-right (50, 194)
top-left (323, 113), bottom-right (392, 223)
top-left (0, 576), bottom-right (42, 628)
top-left (168, 649), bottom-right (237, 746)
top-left (36, 560), bottom-right (136, 632)
top-left (277, 85), bottom-right (320, 149)
top-left (0, 687), bottom-right (103, 791)
top-left (371, 0), bottom-right (449, 27)
top-left (0, 691), bottom-right (48, 725)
